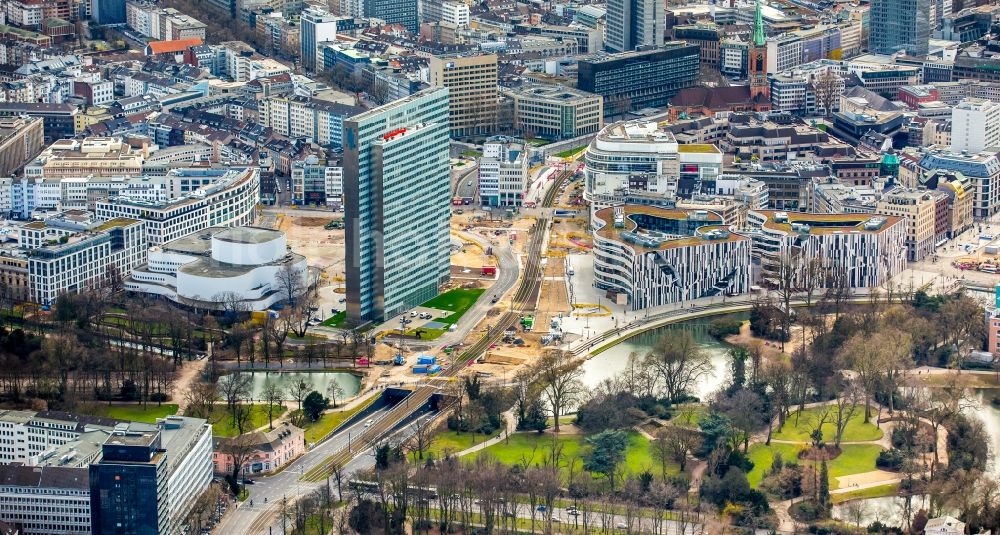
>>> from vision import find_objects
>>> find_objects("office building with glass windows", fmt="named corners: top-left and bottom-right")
top-left (870, 0), bottom-right (930, 56)
top-left (344, 87), bottom-right (451, 324)
top-left (577, 44), bottom-right (700, 114)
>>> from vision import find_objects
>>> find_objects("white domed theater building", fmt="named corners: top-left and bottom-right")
top-left (125, 227), bottom-right (308, 310)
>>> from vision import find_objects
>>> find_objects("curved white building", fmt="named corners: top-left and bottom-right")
top-left (585, 120), bottom-right (723, 214)
top-left (95, 167), bottom-right (260, 246)
top-left (125, 226), bottom-right (308, 310)
top-left (593, 205), bottom-right (752, 310)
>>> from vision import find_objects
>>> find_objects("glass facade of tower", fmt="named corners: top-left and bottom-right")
top-left (344, 87), bottom-right (451, 324)
top-left (870, 0), bottom-right (930, 57)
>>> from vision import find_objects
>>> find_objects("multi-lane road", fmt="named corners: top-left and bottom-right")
top-left (216, 169), bottom-right (567, 534)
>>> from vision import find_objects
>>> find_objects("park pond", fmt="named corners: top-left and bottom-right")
top-left (233, 370), bottom-right (362, 402)
top-left (579, 314), bottom-right (745, 400)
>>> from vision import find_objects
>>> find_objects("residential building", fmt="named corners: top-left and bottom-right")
top-left (94, 167), bottom-right (261, 246)
top-left (0, 412), bottom-right (212, 535)
top-left (952, 98), bottom-right (1000, 154)
top-left (871, 0), bottom-right (931, 56)
top-left (300, 7), bottom-right (339, 73)
top-left (919, 150), bottom-right (1000, 218)
top-left (92, 0), bottom-right (125, 24)
top-left (290, 155), bottom-right (343, 205)
top-left (0, 103), bottom-right (79, 142)
top-left (876, 189), bottom-right (937, 261)
top-left (428, 54), bottom-right (498, 138)
top-left (605, 0), bottom-right (663, 52)
top-left (343, 87), bottom-right (451, 324)
top-left (212, 423), bottom-right (304, 476)
top-left (125, 226), bottom-right (308, 310)
top-left (592, 205), bottom-right (752, 309)
top-left (363, 0), bottom-right (417, 33)
top-left (479, 139), bottom-right (528, 207)
top-left (0, 466), bottom-right (90, 535)
top-left (925, 517), bottom-right (966, 535)
top-left (672, 24), bottom-right (721, 67)
top-left (0, 117), bottom-right (43, 179)
top-left (26, 216), bottom-right (146, 305)
top-left (722, 115), bottom-right (852, 162)
top-left (258, 96), bottom-right (363, 149)
top-left (577, 44), bottom-right (700, 114)
top-left (747, 210), bottom-right (907, 289)
top-left (505, 85), bottom-right (603, 141)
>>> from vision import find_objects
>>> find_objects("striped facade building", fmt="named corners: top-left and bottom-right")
top-left (747, 210), bottom-right (907, 289)
top-left (593, 205), bottom-right (752, 310)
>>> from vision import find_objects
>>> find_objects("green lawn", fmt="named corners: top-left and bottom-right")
top-left (430, 430), bottom-right (490, 457)
top-left (671, 404), bottom-right (707, 427)
top-left (461, 150), bottom-right (483, 158)
top-left (321, 311), bottom-right (347, 328)
top-left (830, 482), bottom-right (899, 504)
top-left (406, 288), bottom-right (486, 340)
top-left (79, 403), bottom-right (179, 424)
top-left (827, 445), bottom-right (884, 488)
top-left (207, 404), bottom-right (286, 438)
top-left (747, 442), bottom-right (807, 487)
top-left (746, 443), bottom-right (883, 490)
top-left (555, 146), bottom-right (587, 158)
top-left (774, 406), bottom-right (883, 443)
top-left (467, 431), bottom-right (676, 483)
top-left (299, 399), bottom-right (373, 444)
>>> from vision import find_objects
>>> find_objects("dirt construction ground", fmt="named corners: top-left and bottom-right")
top-left (278, 214), bottom-right (346, 283)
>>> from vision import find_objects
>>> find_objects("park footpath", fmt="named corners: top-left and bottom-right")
top-left (760, 399), bottom-right (948, 532)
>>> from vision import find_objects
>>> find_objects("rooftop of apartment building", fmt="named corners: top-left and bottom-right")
top-left (102, 167), bottom-right (255, 210)
top-left (578, 42), bottom-right (697, 63)
top-left (597, 120), bottom-right (678, 144)
top-left (0, 465), bottom-right (90, 490)
top-left (0, 115), bottom-right (40, 139)
top-left (505, 84), bottom-right (599, 102)
top-left (594, 205), bottom-right (747, 253)
top-left (752, 209), bottom-right (903, 235)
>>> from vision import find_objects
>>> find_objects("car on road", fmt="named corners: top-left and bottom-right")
top-left (364, 419), bottom-right (374, 427)
top-left (339, 298), bottom-right (346, 303)
top-left (616, 522), bottom-right (628, 529)
top-left (551, 515), bottom-right (561, 523)
top-left (536, 505), bottom-right (546, 512)
top-left (243, 479), bottom-right (255, 485)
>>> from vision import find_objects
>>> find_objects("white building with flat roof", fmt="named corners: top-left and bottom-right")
top-left (952, 97), bottom-right (1000, 154)
top-left (0, 411), bottom-right (212, 535)
top-left (126, 226), bottom-right (308, 310)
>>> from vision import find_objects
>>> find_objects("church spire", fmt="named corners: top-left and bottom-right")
top-left (752, 0), bottom-right (766, 47)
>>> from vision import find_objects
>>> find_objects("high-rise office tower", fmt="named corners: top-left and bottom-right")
top-left (428, 54), bottom-right (498, 138)
top-left (364, 0), bottom-right (418, 34)
top-left (89, 427), bottom-right (169, 535)
top-left (870, 0), bottom-right (930, 56)
top-left (605, 0), bottom-right (663, 52)
top-left (301, 7), bottom-right (339, 73)
top-left (344, 88), bottom-right (451, 324)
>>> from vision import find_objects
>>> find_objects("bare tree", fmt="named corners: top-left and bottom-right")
top-left (644, 330), bottom-right (713, 402)
top-left (276, 264), bottom-right (306, 305)
top-left (812, 69), bottom-right (842, 118)
top-left (217, 373), bottom-right (252, 426)
top-left (536, 350), bottom-right (585, 432)
top-left (286, 378), bottom-right (313, 412)
top-left (260, 379), bottom-right (283, 430)
top-left (652, 425), bottom-right (702, 475)
top-left (219, 432), bottom-right (259, 495)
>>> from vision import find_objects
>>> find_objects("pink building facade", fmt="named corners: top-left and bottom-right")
top-left (213, 423), bottom-right (305, 476)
